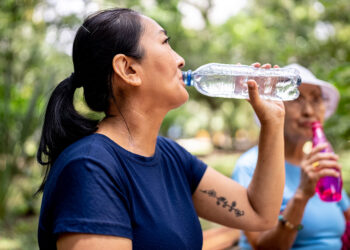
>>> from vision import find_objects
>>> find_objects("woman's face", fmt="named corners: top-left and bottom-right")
top-left (136, 16), bottom-right (188, 110)
top-left (284, 84), bottom-right (326, 143)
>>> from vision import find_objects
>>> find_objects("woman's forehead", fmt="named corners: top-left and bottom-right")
top-left (140, 15), bottom-right (163, 35)
top-left (299, 84), bottom-right (322, 96)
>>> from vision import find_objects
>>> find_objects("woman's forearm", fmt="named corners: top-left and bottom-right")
top-left (250, 191), bottom-right (309, 249)
top-left (247, 122), bottom-right (285, 223)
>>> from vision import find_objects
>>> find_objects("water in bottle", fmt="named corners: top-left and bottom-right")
top-left (312, 121), bottom-right (342, 202)
top-left (182, 63), bottom-right (302, 101)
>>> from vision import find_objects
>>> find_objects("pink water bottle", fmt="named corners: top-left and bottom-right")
top-left (312, 121), bottom-right (342, 202)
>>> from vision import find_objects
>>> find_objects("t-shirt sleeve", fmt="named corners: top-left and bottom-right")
top-left (164, 138), bottom-right (207, 194)
top-left (187, 153), bottom-right (208, 193)
top-left (49, 156), bottom-right (132, 239)
top-left (337, 189), bottom-right (350, 211)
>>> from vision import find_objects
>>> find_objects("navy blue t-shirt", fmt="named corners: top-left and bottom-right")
top-left (38, 134), bottom-right (207, 249)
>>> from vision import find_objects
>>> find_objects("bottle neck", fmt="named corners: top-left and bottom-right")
top-left (312, 122), bottom-right (323, 138)
top-left (311, 122), bottom-right (333, 152)
top-left (312, 126), bottom-right (327, 144)
top-left (182, 70), bottom-right (193, 86)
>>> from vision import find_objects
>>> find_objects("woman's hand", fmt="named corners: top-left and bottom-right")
top-left (297, 143), bottom-right (341, 199)
top-left (247, 63), bottom-right (285, 126)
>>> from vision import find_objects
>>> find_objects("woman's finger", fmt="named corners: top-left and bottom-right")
top-left (311, 160), bottom-right (341, 171)
top-left (306, 143), bottom-right (333, 159)
top-left (261, 63), bottom-right (271, 69)
top-left (306, 151), bottom-right (339, 166)
top-left (315, 168), bottom-right (341, 179)
top-left (251, 62), bottom-right (261, 68)
top-left (247, 80), bottom-right (260, 105)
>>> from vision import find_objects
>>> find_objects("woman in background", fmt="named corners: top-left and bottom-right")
top-left (232, 63), bottom-right (349, 250)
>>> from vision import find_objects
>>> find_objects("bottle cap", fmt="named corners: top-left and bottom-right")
top-left (182, 70), bottom-right (192, 86)
top-left (297, 76), bottom-right (302, 86)
top-left (283, 63), bottom-right (339, 119)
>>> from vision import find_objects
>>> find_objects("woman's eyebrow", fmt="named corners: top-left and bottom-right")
top-left (159, 29), bottom-right (168, 36)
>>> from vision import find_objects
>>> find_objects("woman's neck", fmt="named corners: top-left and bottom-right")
top-left (284, 138), bottom-right (306, 166)
top-left (96, 107), bottom-right (165, 157)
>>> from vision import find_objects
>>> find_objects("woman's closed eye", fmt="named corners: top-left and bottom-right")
top-left (312, 96), bottom-right (323, 104)
top-left (163, 36), bottom-right (171, 44)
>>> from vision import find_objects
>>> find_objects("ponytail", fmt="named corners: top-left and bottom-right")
top-left (36, 74), bottom-right (98, 192)
top-left (36, 8), bottom-right (144, 193)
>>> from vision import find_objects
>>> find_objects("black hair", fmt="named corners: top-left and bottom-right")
top-left (36, 8), bottom-right (144, 192)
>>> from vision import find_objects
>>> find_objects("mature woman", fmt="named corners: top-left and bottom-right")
top-left (37, 8), bottom-right (286, 250)
top-left (232, 63), bottom-right (349, 250)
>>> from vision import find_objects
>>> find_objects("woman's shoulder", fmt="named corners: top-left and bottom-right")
top-left (44, 134), bottom-right (126, 196)
top-left (68, 133), bottom-right (115, 151)
top-left (157, 136), bottom-right (190, 155)
top-left (157, 135), bottom-right (175, 145)
top-left (55, 133), bottom-right (119, 166)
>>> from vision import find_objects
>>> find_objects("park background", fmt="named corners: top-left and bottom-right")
top-left (1, 0), bottom-right (350, 249)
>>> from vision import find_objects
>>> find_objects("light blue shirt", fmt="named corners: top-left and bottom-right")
top-left (232, 146), bottom-right (350, 250)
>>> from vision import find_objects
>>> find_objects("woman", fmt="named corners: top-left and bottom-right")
top-left (37, 8), bottom-right (286, 250)
top-left (232, 63), bottom-right (349, 250)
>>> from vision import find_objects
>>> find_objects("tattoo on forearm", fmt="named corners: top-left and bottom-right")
top-left (200, 189), bottom-right (245, 217)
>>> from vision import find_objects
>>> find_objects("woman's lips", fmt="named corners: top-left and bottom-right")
top-left (299, 121), bottom-right (315, 128)
top-left (179, 76), bottom-right (185, 86)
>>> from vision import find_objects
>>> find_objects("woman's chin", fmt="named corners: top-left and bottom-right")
top-left (295, 126), bottom-right (313, 138)
top-left (169, 91), bottom-right (189, 110)
top-left (300, 133), bottom-right (312, 142)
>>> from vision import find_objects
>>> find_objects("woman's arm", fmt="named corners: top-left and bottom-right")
top-left (192, 118), bottom-right (285, 231)
top-left (193, 70), bottom-right (286, 231)
top-left (340, 191), bottom-right (350, 220)
top-left (344, 208), bottom-right (350, 221)
top-left (57, 233), bottom-right (132, 250)
top-left (241, 145), bottom-right (341, 249)
top-left (244, 190), bottom-right (309, 250)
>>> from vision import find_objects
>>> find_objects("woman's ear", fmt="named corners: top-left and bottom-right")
top-left (112, 54), bottom-right (142, 86)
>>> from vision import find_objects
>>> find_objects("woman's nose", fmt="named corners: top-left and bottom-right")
top-left (302, 101), bottom-right (315, 116)
top-left (174, 51), bottom-right (185, 69)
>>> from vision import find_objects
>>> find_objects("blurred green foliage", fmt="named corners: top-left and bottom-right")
top-left (1, 0), bottom-right (350, 248)
top-left (0, 0), bottom-right (87, 219)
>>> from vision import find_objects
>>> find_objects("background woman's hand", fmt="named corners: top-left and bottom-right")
top-left (247, 63), bottom-right (285, 126)
top-left (297, 143), bottom-right (341, 199)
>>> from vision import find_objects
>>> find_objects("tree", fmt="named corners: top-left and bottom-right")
top-left (0, 0), bottom-right (79, 218)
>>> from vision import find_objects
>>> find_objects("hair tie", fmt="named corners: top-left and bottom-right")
top-left (69, 72), bottom-right (83, 88)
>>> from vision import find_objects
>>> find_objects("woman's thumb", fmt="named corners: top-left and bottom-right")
top-left (247, 80), bottom-right (260, 105)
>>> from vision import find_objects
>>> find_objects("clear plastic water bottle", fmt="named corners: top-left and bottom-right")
top-left (182, 63), bottom-right (302, 101)
top-left (312, 121), bottom-right (342, 202)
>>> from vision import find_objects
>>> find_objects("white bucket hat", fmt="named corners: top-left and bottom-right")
top-left (284, 63), bottom-right (340, 119)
